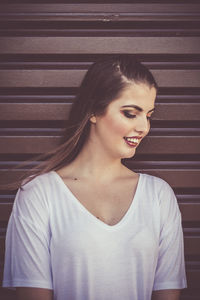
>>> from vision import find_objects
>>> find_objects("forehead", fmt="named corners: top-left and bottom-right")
top-left (109, 83), bottom-right (156, 110)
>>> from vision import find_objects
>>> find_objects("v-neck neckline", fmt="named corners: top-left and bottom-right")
top-left (51, 170), bottom-right (142, 230)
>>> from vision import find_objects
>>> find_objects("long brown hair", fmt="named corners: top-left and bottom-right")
top-left (3, 55), bottom-right (158, 190)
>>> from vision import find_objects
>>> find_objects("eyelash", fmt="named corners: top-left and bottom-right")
top-left (123, 111), bottom-right (152, 120)
top-left (123, 111), bottom-right (136, 119)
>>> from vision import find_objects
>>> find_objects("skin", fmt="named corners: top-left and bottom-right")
top-left (151, 289), bottom-right (180, 300)
top-left (16, 287), bottom-right (53, 300)
top-left (16, 83), bottom-right (180, 299)
top-left (89, 83), bottom-right (155, 161)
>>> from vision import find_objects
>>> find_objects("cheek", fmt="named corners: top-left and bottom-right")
top-left (105, 115), bottom-right (129, 136)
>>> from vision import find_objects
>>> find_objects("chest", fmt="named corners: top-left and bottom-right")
top-left (50, 184), bottom-right (159, 260)
top-left (62, 179), bottom-right (138, 226)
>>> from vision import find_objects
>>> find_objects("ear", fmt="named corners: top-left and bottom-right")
top-left (90, 115), bottom-right (96, 124)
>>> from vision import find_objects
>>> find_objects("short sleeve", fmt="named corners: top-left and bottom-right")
top-left (2, 179), bottom-right (53, 290)
top-left (153, 180), bottom-right (187, 290)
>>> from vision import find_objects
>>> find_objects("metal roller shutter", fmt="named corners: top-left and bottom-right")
top-left (0, 1), bottom-right (199, 299)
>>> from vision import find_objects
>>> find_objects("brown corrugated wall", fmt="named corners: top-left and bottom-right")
top-left (0, 1), bottom-right (200, 299)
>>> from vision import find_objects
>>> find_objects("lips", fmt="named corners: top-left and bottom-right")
top-left (124, 136), bottom-right (142, 147)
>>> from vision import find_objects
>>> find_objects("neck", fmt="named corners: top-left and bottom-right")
top-left (66, 139), bottom-right (125, 182)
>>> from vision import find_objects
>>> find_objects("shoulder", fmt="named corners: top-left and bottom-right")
top-left (140, 173), bottom-right (173, 193)
top-left (140, 173), bottom-right (178, 206)
top-left (141, 173), bottom-right (181, 219)
top-left (21, 171), bottom-right (55, 191)
top-left (13, 171), bottom-right (56, 214)
top-left (19, 171), bottom-right (59, 200)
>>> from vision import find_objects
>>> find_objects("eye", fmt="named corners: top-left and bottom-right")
top-left (123, 111), bottom-right (136, 119)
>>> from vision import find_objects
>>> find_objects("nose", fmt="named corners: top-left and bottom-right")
top-left (134, 115), bottom-right (150, 135)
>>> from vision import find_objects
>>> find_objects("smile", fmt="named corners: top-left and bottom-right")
top-left (124, 136), bottom-right (142, 147)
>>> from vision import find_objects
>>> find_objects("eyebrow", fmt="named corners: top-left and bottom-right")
top-left (121, 105), bottom-right (155, 113)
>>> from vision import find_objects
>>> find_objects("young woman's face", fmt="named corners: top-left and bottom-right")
top-left (90, 83), bottom-right (157, 160)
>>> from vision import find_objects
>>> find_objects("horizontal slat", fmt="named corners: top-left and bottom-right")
top-left (0, 136), bottom-right (60, 153)
top-left (0, 169), bottom-right (199, 189)
top-left (0, 69), bottom-right (200, 88)
top-left (184, 237), bottom-right (200, 255)
top-left (1, 3), bottom-right (200, 13)
top-left (1, 202), bottom-right (199, 222)
top-left (0, 69), bottom-right (83, 88)
top-left (186, 270), bottom-right (200, 288)
top-left (153, 103), bottom-right (200, 121)
top-left (0, 203), bottom-right (12, 221)
top-left (0, 103), bottom-right (71, 120)
top-left (0, 136), bottom-right (199, 155)
top-left (0, 103), bottom-right (200, 121)
top-left (0, 3), bottom-right (199, 22)
top-left (180, 204), bottom-right (200, 222)
top-left (0, 37), bottom-right (199, 55)
top-left (139, 137), bottom-right (200, 155)
top-left (1, 15), bottom-right (199, 22)
top-left (1, 29), bottom-right (199, 38)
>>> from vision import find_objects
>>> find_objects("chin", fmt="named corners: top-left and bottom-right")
top-left (121, 149), bottom-right (136, 159)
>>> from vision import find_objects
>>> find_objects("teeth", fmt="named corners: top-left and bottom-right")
top-left (126, 137), bottom-right (139, 143)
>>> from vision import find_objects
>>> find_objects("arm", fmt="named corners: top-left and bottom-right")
top-left (3, 182), bottom-right (53, 291)
top-left (152, 181), bottom-right (187, 292)
top-left (152, 289), bottom-right (180, 300)
top-left (16, 287), bottom-right (53, 300)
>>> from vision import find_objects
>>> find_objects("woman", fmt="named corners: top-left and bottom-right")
top-left (3, 55), bottom-right (187, 300)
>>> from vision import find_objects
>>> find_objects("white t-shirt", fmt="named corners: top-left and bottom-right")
top-left (3, 171), bottom-right (187, 300)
